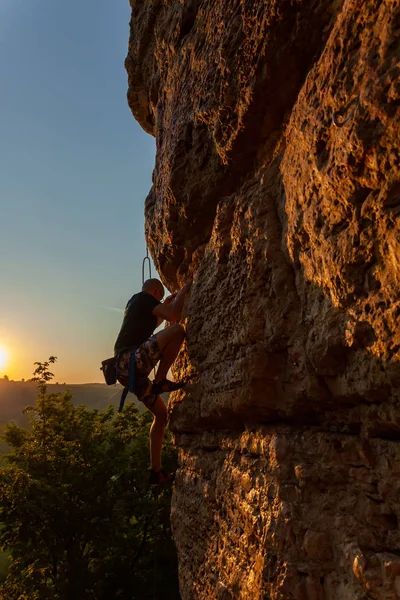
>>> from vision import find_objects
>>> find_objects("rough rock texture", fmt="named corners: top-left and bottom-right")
top-left (126, 0), bottom-right (400, 598)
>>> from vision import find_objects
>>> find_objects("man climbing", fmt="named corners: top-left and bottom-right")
top-left (114, 278), bottom-right (191, 484)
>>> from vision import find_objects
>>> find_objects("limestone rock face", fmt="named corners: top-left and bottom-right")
top-left (126, 0), bottom-right (400, 598)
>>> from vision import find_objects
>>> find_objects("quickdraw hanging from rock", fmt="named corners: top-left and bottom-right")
top-left (142, 247), bottom-right (151, 285)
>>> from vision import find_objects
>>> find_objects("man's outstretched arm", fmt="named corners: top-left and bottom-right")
top-left (153, 281), bottom-right (191, 323)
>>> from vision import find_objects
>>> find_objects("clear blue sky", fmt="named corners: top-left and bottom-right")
top-left (0, 0), bottom-right (156, 382)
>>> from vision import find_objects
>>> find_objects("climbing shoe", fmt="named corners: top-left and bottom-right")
top-left (149, 468), bottom-right (175, 485)
top-left (151, 378), bottom-right (185, 395)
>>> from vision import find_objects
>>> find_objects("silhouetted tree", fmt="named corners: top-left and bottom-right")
top-left (0, 359), bottom-right (179, 599)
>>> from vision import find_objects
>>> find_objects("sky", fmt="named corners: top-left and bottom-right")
top-left (0, 0), bottom-right (157, 382)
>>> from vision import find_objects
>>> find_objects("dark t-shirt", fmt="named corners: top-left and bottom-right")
top-left (114, 291), bottom-right (160, 355)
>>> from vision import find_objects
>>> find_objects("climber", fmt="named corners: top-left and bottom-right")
top-left (114, 277), bottom-right (191, 484)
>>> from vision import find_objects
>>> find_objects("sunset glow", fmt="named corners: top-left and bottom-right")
top-left (0, 346), bottom-right (8, 372)
top-left (0, 0), bottom-right (154, 384)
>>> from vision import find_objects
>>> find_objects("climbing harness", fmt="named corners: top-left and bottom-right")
top-left (142, 247), bottom-right (152, 285)
top-left (100, 351), bottom-right (136, 412)
top-left (118, 350), bottom-right (135, 412)
top-left (332, 96), bottom-right (360, 128)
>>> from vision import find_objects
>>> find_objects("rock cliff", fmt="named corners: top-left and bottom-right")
top-left (126, 0), bottom-right (400, 598)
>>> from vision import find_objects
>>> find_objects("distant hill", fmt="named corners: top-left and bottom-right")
top-left (0, 378), bottom-right (170, 456)
top-left (0, 378), bottom-right (146, 454)
top-left (0, 379), bottom-right (145, 424)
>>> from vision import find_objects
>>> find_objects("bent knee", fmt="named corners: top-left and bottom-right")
top-left (152, 399), bottom-right (168, 423)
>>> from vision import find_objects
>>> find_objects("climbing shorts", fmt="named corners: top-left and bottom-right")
top-left (117, 336), bottom-right (162, 406)
top-left (135, 336), bottom-right (162, 375)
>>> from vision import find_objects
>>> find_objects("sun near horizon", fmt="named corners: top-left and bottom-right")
top-left (0, 346), bottom-right (8, 372)
top-left (0, 342), bottom-right (106, 384)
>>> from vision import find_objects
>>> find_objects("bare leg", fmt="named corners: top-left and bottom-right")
top-left (153, 323), bottom-right (185, 384)
top-left (147, 395), bottom-right (168, 471)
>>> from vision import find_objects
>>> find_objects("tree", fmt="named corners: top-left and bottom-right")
top-left (0, 359), bottom-right (179, 599)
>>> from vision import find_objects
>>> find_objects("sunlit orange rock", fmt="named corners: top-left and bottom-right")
top-left (126, 0), bottom-right (400, 597)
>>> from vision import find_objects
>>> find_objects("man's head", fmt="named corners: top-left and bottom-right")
top-left (142, 278), bottom-right (164, 302)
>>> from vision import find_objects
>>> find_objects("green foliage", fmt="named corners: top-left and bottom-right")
top-left (0, 360), bottom-right (179, 599)
top-left (0, 552), bottom-right (11, 583)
